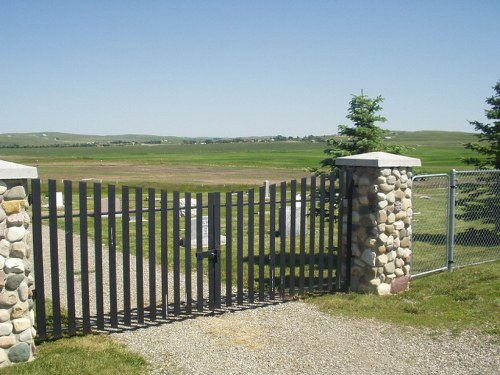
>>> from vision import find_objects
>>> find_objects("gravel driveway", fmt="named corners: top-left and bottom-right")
top-left (112, 301), bottom-right (499, 375)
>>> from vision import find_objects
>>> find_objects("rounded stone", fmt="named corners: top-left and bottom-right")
top-left (0, 336), bottom-right (16, 348)
top-left (0, 348), bottom-right (7, 363)
top-left (395, 211), bottom-right (407, 220)
top-left (376, 254), bottom-right (388, 266)
top-left (11, 301), bottom-right (29, 319)
top-left (377, 210), bottom-right (387, 223)
top-left (0, 291), bottom-right (17, 308)
top-left (0, 271), bottom-right (6, 289)
top-left (384, 261), bottom-right (396, 274)
top-left (387, 250), bottom-right (397, 262)
top-left (0, 181), bottom-right (7, 195)
top-left (394, 268), bottom-right (405, 277)
top-left (7, 213), bottom-right (24, 227)
top-left (385, 224), bottom-right (395, 235)
top-left (401, 237), bottom-right (411, 248)
top-left (379, 184), bottom-right (394, 193)
top-left (386, 175), bottom-right (397, 185)
top-left (8, 342), bottom-right (31, 363)
top-left (19, 327), bottom-right (33, 342)
top-left (1, 200), bottom-right (25, 215)
top-left (0, 322), bottom-right (13, 336)
top-left (377, 283), bottom-right (392, 295)
top-left (4, 186), bottom-right (26, 200)
top-left (0, 309), bottom-right (9, 323)
top-left (0, 239), bottom-right (10, 257)
top-left (380, 168), bottom-right (392, 177)
top-left (0, 206), bottom-right (6, 222)
top-left (18, 282), bottom-right (29, 302)
top-left (6, 226), bottom-right (26, 242)
top-left (4, 258), bottom-right (24, 273)
top-left (6, 274), bottom-right (25, 290)
top-left (395, 258), bottom-right (405, 268)
top-left (13, 318), bottom-right (31, 333)
top-left (378, 200), bottom-right (388, 209)
top-left (10, 241), bottom-right (26, 258)
top-left (402, 198), bottom-right (412, 210)
top-left (386, 213), bottom-right (396, 224)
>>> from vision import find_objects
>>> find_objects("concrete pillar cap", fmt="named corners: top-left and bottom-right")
top-left (335, 152), bottom-right (421, 168)
top-left (0, 160), bottom-right (38, 179)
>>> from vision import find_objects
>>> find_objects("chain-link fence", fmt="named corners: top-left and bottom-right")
top-left (412, 170), bottom-right (500, 278)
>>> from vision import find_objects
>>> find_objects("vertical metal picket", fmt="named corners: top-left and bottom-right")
top-left (93, 183), bottom-right (104, 329)
top-left (160, 189), bottom-right (169, 318)
top-left (135, 187), bottom-right (144, 324)
top-left (47, 180), bottom-right (62, 338)
top-left (148, 188), bottom-right (157, 320)
top-left (122, 186), bottom-right (131, 325)
top-left (108, 185), bottom-right (118, 328)
top-left (258, 186), bottom-right (266, 301)
top-left (225, 192), bottom-right (233, 307)
top-left (79, 181), bottom-right (91, 333)
top-left (308, 176), bottom-right (317, 291)
top-left (63, 180), bottom-right (76, 336)
top-left (237, 191), bottom-right (244, 305)
top-left (31, 179), bottom-right (47, 341)
top-left (173, 192), bottom-right (181, 315)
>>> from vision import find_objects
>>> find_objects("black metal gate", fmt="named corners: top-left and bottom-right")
top-left (31, 174), bottom-right (339, 341)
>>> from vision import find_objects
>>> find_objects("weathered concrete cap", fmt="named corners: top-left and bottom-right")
top-left (335, 152), bottom-right (422, 167)
top-left (0, 160), bottom-right (38, 179)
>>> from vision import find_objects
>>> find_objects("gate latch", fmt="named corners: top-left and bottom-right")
top-left (196, 247), bottom-right (219, 261)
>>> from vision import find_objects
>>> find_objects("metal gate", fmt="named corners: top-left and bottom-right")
top-left (31, 174), bottom-right (339, 341)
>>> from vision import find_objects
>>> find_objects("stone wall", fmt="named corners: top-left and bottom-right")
top-left (346, 166), bottom-right (414, 295)
top-left (0, 179), bottom-right (35, 366)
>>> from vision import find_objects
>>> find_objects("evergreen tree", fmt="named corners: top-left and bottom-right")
top-left (464, 79), bottom-right (500, 169)
top-left (321, 93), bottom-right (390, 172)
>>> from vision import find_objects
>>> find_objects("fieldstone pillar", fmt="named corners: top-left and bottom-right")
top-left (0, 160), bottom-right (38, 367)
top-left (336, 152), bottom-right (421, 295)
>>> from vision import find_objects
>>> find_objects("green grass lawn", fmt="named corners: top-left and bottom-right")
top-left (0, 334), bottom-right (148, 375)
top-left (308, 261), bottom-right (500, 337)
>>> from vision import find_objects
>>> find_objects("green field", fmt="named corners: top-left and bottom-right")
top-left (0, 131), bottom-right (482, 191)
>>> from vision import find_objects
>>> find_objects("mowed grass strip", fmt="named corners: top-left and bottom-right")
top-left (0, 334), bottom-right (148, 375)
top-left (307, 261), bottom-right (500, 337)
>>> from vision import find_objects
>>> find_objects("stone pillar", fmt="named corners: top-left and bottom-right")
top-left (0, 160), bottom-right (38, 366)
top-left (336, 152), bottom-right (421, 295)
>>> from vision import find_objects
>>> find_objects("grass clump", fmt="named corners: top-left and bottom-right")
top-left (0, 334), bottom-right (148, 375)
top-left (308, 261), bottom-right (500, 336)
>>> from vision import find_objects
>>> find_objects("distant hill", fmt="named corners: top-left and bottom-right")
top-left (0, 132), bottom-right (185, 147)
top-left (0, 130), bottom-right (477, 148)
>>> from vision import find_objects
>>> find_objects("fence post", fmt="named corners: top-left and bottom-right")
top-left (447, 169), bottom-right (457, 272)
top-left (336, 152), bottom-right (421, 295)
top-left (0, 160), bottom-right (38, 367)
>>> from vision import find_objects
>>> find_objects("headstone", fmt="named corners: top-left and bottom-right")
top-left (183, 215), bottom-right (226, 248)
top-left (101, 198), bottom-right (122, 216)
top-left (264, 180), bottom-right (270, 200)
top-left (179, 198), bottom-right (197, 217)
top-left (56, 192), bottom-right (64, 208)
top-left (283, 194), bottom-right (306, 236)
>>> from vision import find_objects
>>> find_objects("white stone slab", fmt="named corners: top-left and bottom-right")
top-left (335, 152), bottom-right (421, 167)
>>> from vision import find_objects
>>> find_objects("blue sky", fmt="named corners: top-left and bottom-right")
top-left (1, 1), bottom-right (499, 137)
